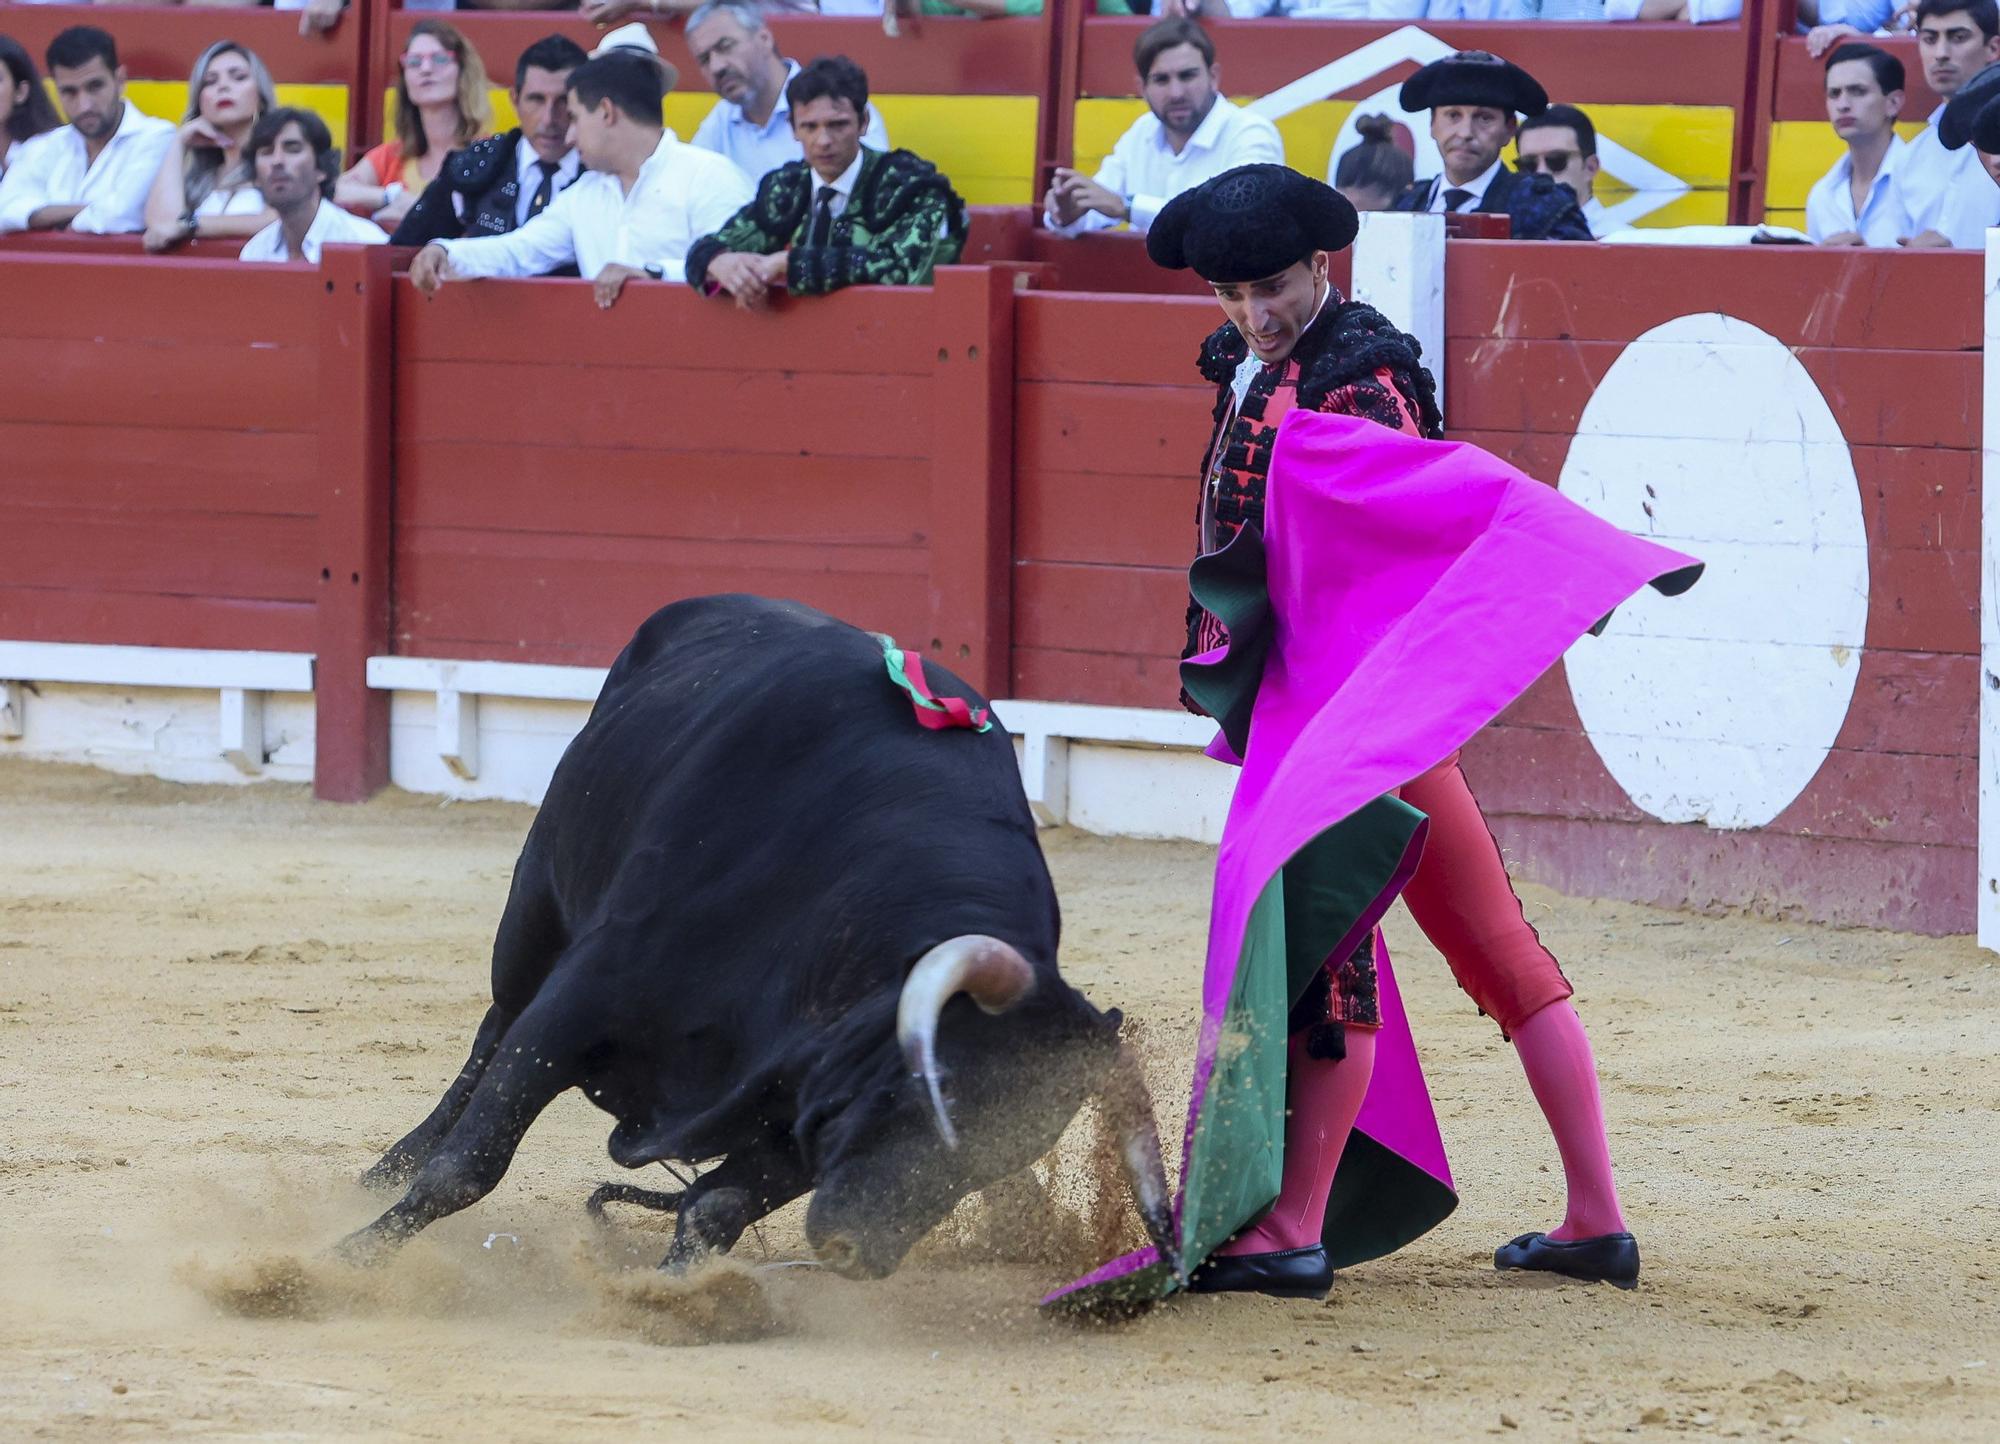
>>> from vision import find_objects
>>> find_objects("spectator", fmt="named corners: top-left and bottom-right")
top-left (581, 0), bottom-right (815, 25)
top-left (1388, 50), bottom-right (1593, 240)
top-left (1044, 19), bottom-right (1282, 237)
top-left (1516, 102), bottom-right (1626, 238)
top-left (1604, 0), bottom-right (1741, 18)
top-left (1898, 0), bottom-right (2000, 245)
top-left (1806, 44), bottom-right (1914, 244)
top-left (407, 51), bottom-right (754, 307)
top-left (0, 27), bottom-right (174, 236)
top-left (335, 20), bottom-right (492, 232)
top-left (1801, 0), bottom-right (1898, 58)
top-left (686, 55), bottom-right (965, 304)
top-left (0, 35), bottom-right (62, 181)
top-left (1329, 114), bottom-right (1413, 211)
top-left (686, 2), bottom-right (889, 184)
top-left (240, 108), bottom-right (388, 263)
top-left (141, 41), bottom-right (277, 254)
top-left (392, 34), bottom-right (588, 249)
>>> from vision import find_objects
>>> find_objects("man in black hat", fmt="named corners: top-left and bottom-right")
top-left (1939, 59), bottom-right (2000, 189)
top-left (1149, 163), bottom-right (1640, 1296)
top-left (1388, 50), bottom-right (1592, 241)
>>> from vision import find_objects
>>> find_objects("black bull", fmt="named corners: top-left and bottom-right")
top-left (343, 595), bottom-right (1178, 1279)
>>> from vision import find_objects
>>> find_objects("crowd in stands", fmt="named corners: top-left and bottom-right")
top-left (5, 5), bottom-right (2000, 291)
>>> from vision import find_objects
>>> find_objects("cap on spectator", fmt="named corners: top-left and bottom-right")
top-left (591, 23), bottom-right (680, 93)
top-left (1939, 60), bottom-right (2000, 149)
top-left (1147, 164), bottom-right (1359, 283)
top-left (1398, 51), bottom-right (1548, 118)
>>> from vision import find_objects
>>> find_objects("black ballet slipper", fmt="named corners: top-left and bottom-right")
top-left (1185, 1244), bottom-right (1334, 1300)
top-left (1493, 1230), bottom-right (1641, 1288)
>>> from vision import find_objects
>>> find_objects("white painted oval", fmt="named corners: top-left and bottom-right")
top-left (1559, 312), bottom-right (1867, 830)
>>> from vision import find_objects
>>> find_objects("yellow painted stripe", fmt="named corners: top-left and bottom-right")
top-left (127, 82), bottom-right (349, 152)
top-left (1764, 118), bottom-right (1929, 214)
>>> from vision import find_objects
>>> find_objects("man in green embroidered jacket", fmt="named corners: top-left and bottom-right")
top-left (684, 55), bottom-right (966, 306)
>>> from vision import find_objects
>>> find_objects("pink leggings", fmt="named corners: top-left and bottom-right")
top-left (1398, 754), bottom-right (1571, 1035)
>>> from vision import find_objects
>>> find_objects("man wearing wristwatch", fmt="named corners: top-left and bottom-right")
top-left (407, 50), bottom-right (752, 310)
top-left (1042, 17), bottom-right (1280, 238)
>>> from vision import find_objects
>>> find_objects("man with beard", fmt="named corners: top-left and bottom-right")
top-left (1806, 45), bottom-right (1913, 246)
top-left (239, 108), bottom-right (388, 262)
top-left (1898, 0), bottom-right (2000, 247)
top-left (0, 26), bottom-right (173, 234)
top-left (391, 35), bottom-right (589, 250)
top-left (1043, 17), bottom-right (1281, 238)
top-left (1388, 50), bottom-right (1592, 241)
top-left (686, 2), bottom-right (887, 185)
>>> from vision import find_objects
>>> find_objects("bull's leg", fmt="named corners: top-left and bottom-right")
top-left (661, 1145), bottom-right (812, 1273)
top-left (585, 1182), bottom-right (685, 1218)
top-left (336, 985), bottom-right (590, 1264)
top-left (360, 1004), bottom-right (513, 1191)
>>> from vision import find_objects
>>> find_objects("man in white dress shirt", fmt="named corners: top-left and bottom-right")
top-left (685, 1), bottom-right (888, 183)
top-left (1899, 0), bottom-right (2000, 246)
top-left (409, 51), bottom-right (754, 309)
top-left (1043, 18), bottom-right (1282, 238)
top-left (239, 108), bottom-right (389, 263)
top-left (0, 27), bottom-right (173, 235)
top-left (1806, 44), bottom-right (1915, 245)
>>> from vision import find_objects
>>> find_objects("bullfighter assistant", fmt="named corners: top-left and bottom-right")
top-left (1153, 166), bottom-right (1639, 1296)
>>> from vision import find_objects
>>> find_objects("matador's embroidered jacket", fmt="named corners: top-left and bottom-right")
top-left (683, 146), bottom-right (967, 296)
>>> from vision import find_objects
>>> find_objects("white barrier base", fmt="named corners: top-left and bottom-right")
top-left (0, 682), bottom-right (316, 786)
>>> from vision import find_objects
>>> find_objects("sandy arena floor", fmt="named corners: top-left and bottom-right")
top-left (1, 760), bottom-right (1996, 1442)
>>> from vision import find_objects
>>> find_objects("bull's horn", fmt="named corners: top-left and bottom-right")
top-left (896, 935), bottom-right (1036, 1150)
top-left (1102, 1042), bottom-right (1182, 1281)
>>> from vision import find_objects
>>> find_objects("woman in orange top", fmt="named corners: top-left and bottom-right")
top-left (334, 19), bottom-right (492, 231)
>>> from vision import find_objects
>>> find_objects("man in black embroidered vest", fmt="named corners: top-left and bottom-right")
top-left (684, 55), bottom-right (965, 306)
top-left (1388, 50), bottom-right (1592, 241)
top-left (391, 35), bottom-right (588, 250)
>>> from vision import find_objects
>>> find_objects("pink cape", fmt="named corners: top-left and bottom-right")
top-left (1045, 411), bottom-right (1700, 1306)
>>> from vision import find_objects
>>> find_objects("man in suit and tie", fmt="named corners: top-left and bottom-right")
top-left (1389, 50), bottom-right (1593, 241)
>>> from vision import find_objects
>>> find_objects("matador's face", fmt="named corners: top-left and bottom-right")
top-left (1209, 254), bottom-right (1330, 367)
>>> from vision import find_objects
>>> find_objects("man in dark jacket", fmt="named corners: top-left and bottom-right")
top-left (391, 35), bottom-right (588, 249)
top-left (684, 55), bottom-right (965, 305)
top-left (1388, 50), bottom-right (1593, 241)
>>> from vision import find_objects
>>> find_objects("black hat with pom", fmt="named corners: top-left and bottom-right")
top-left (1940, 61), bottom-right (2000, 149)
top-left (1147, 164), bottom-right (1359, 283)
top-left (1398, 50), bottom-right (1548, 117)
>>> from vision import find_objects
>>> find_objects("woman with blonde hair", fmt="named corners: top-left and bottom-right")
top-left (141, 39), bottom-right (277, 252)
top-left (335, 19), bottom-right (491, 230)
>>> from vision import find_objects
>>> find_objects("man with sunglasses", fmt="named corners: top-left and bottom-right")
top-left (1516, 103), bottom-right (1627, 239)
top-left (1387, 50), bottom-right (1592, 241)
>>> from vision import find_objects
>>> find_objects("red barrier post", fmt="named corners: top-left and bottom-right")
top-left (313, 244), bottom-right (396, 802)
top-left (928, 267), bottom-right (1016, 699)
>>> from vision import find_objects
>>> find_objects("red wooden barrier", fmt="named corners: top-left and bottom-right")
top-left (0, 253), bottom-right (323, 655)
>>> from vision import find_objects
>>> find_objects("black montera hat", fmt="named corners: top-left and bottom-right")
top-left (1398, 50), bottom-right (1548, 117)
top-left (1940, 61), bottom-right (2000, 149)
top-left (1147, 164), bottom-right (1359, 283)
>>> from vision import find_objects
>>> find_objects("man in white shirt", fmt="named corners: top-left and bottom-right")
top-left (1899, 0), bottom-right (2000, 246)
top-left (685, 1), bottom-right (888, 183)
top-left (0, 27), bottom-right (173, 235)
top-left (240, 108), bottom-right (389, 263)
top-left (1043, 18), bottom-right (1282, 238)
top-left (1806, 44), bottom-right (1915, 245)
top-left (1515, 103), bottom-right (1629, 238)
top-left (409, 50), bottom-right (753, 309)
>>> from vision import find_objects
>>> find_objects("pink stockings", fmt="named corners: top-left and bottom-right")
top-left (1510, 998), bottom-right (1627, 1239)
top-left (1216, 1026), bottom-right (1378, 1256)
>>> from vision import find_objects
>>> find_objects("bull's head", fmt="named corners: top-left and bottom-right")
top-left (801, 935), bottom-right (1179, 1282)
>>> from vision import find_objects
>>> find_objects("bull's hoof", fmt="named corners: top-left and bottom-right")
top-left (1493, 1231), bottom-right (1640, 1289)
top-left (586, 1182), bottom-right (685, 1220)
top-left (358, 1153), bottom-right (419, 1193)
top-left (330, 1227), bottom-right (395, 1269)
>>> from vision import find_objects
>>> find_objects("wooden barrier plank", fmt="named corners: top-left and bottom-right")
top-left (0, 338), bottom-right (317, 433)
top-left (396, 360), bottom-right (928, 457)
top-left (1011, 560), bottom-right (1184, 656)
top-left (0, 258), bottom-right (317, 344)
top-left (1486, 815), bottom-right (1971, 936)
top-left (0, 587), bottom-right (314, 655)
top-left (1866, 547), bottom-right (1978, 655)
top-left (1444, 429), bottom-right (1574, 484)
top-left (1016, 292), bottom-right (1216, 386)
top-left (1015, 468), bottom-right (1192, 570)
top-left (1015, 380), bottom-right (1213, 477)
top-left (1443, 243), bottom-right (1982, 351)
top-left (1010, 646), bottom-right (1181, 709)
top-left (0, 509), bottom-right (315, 602)
top-left (396, 443), bottom-right (929, 545)
top-left (393, 284), bottom-right (937, 375)
top-left (0, 424), bottom-right (316, 517)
